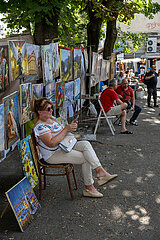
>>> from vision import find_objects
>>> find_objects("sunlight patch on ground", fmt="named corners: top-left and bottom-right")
top-left (122, 190), bottom-right (132, 197)
top-left (142, 117), bottom-right (160, 124)
top-left (111, 206), bottom-right (125, 220)
top-left (155, 195), bottom-right (160, 204)
top-left (135, 176), bottom-right (143, 183)
top-left (108, 184), bottom-right (117, 189)
top-left (146, 171), bottom-right (155, 178)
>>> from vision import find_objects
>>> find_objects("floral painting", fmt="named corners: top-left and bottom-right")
top-left (6, 177), bottom-right (40, 232)
top-left (60, 49), bottom-right (73, 82)
top-left (73, 48), bottom-right (81, 79)
top-left (55, 81), bottom-right (65, 108)
top-left (18, 135), bottom-right (38, 188)
top-left (20, 83), bottom-right (32, 125)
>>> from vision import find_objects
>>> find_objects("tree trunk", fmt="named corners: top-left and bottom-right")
top-left (103, 18), bottom-right (117, 59)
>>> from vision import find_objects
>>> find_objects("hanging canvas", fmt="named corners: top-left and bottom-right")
top-left (59, 107), bottom-right (68, 127)
top-left (65, 81), bottom-right (74, 108)
top-left (41, 45), bottom-right (53, 85)
top-left (74, 78), bottom-right (81, 101)
top-left (6, 177), bottom-right (40, 232)
top-left (81, 52), bottom-right (86, 96)
top-left (32, 83), bottom-right (43, 99)
top-left (0, 104), bottom-right (4, 152)
top-left (3, 91), bottom-right (20, 149)
top-left (100, 59), bottom-right (107, 82)
top-left (9, 40), bottom-right (26, 81)
top-left (73, 48), bottom-right (81, 79)
top-left (96, 55), bottom-right (102, 85)
top-left (0, 45), bottom-right (9, 91)
top-left (50, 42), bottom-right (60, 79)
top-left (55, 81), bottom-right (65, 108)
top-left (20, 83), bottom-right (32, 125)
top-left (60, 49), bottom-right (73, 82)
top-left (45, 80), bottom-right (56, 104)
top-left (90, 52), bottom-right (98, 87)
top-left (106, 61), bottom-right (110, 80)
top-left (18, 136), bottom-right (39, 188)
top-left (82, 48), bottom-right (88, 71)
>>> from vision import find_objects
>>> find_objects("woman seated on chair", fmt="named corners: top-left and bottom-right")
top-left (31, 97), bottom-right (117, 198)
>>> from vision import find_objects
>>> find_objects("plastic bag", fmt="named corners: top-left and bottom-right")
top-left (87, 102), bottom-right (97, 117)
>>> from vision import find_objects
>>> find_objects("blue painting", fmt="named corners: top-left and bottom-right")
top-left (65, 81), bottom-right (74, 108)
top-left (41, 45), bottom-right (53, 85)
top-left (60, 49), bottom-right (73, 82)
top-left (74, 78), bottom-right (81, 101)
top-left (3, 91), bottom-right (20, 149)
top-left (45, 80), bottom-right (56, 104)
top-left (73, 48), bottom-right (81, 79)
top-left (6, 177), bottom-right (40, 232)
top-left (32, 83), bottom-right (43, 99)
top-left (0, 104), bottom-right (4, 151)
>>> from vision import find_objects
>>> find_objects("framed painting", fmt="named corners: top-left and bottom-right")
top-left (45, 80), bottom-right (56, 104)
top-left (60, 49), bottom-right (73, 82)
top-left (106, 61), bottom-right (110, 80)
top-left (50, 42), bottom-right (60, 79)
top-left (0, 104), bottom-right (4, 152)
top-left (65, 81), bottom-right (74, 108)
top-left (18, 135), bottom-right (39, 188)
top-left (90, 52), bottom-right (98, 87)
top-left (32, 83), bottom-right (43, 99)
top-left (96, 55), bottom-right (102, 84)
top-left (6, 177), bottom-right (40, 232)
top-left (80, 52), bottom-right (86, 96)
top-left (55, 81), bottom-right (65, 108)
top-left (20, 83), bottom-right (32, 125)
top-left (41, 45), bottom-right (53, 85)
top-left (73, 48), bottom-right (81, 79)
top-left (74, 78), bottom-right (81, 101)
top-left (82, 48), bottom-right (88, 72)
top-left (0, 45), bottom-right (9, 91)
top-left (9, 40), bottom-right (26, 81)
top-left (3, 91), bottom-right (20, 149)
top-left (100, 59), bottom-right (107, 82)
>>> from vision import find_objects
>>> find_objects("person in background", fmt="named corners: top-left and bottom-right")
top-left (100, 79), bottom-right (133, 134)
top-left (31, 97), bottom-right (117, 198)
top-left (116, 71), bottom-right (125, 85)
top-left (116, 78), bottom-right (142, 126)
top-left (144, 65), bottom-right (160, 108)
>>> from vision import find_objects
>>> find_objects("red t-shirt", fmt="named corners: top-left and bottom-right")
top-left (100, 87), bottom-right (119, 113)
top-left (116, 85), bottom-right (134, 102)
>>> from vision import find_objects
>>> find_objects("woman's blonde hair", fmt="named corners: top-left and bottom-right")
top-left (31, 97), bottom-right (53, 118)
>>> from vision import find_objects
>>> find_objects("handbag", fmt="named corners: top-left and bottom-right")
top-left (121, 87), bottom-right (132, 110)
top-left (59, 133), bottom-right (77, 153)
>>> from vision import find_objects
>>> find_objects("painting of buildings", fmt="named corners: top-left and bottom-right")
top-left (73, 49), bottom-right (81, 79)
top-left (74, 78), bottom-right (81, 101)
top-left (0, 45), bottom-right (9, 91)
top-left (41, 45), bottom-right (53, 85)
top-left (6, 177), bottom-right (40, 232)
top-left (32, 83), bottom-right (43, 99)
top-left (55, 81), bottom-right (65, 108)
top-left (20, 83), bottom-right (32, 125)
top-left (3, 91), bottom-right (20, 149)
top-left (18, 136), bottom-right (39, 189)
top-left (45, 80), bottom-right (55, 104)
top-left (60, 49), bottom-right (73, 82)
top-left (0, 104), bottom-right (4, 152)
top-left (50, 42), bottom-right (59, 79)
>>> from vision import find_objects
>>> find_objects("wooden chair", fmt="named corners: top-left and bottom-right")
top-left (30, 132), bottom-right (78, 200)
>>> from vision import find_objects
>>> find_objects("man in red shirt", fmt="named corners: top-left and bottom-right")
top-left (100, 79), bottom-right (133, 134)
top-left (116, 78), bottom-right (142, 126)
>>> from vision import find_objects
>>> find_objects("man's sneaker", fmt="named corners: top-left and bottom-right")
top-left (154, 105), bottom-right (159, 108)
top-left (130, 121), bottom-right (138, 126)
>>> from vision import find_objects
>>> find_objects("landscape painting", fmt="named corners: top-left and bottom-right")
top-left (3, 91), bottom-right (20, 149)
top-left (50, 42), bottom-right (59, 79)
top-left (6, 177), bottom-right (40, 232)
top-left (45, 80), bottom-right (56, 104)
top-left (41, 45), bottom-right (53, 85)
top-left (74, 78), bottom-right (81, 101)
top-left (20, 83), bottom-right (32, 125)
top-left (0, 104), bottom-right (4, 152)
top-left (55, 81), bottom-right (65, 108)
top-left (60, 49), bottom-right (73, 82)
top-left (32, 83), bottom-right (43, 99)
top-left (73, 48), bottom-right (81, 79)
top-left (0, 45), bottom-right (9, 91)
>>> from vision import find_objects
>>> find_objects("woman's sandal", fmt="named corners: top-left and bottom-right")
top-left (97, 174), bottom-right (118, 186)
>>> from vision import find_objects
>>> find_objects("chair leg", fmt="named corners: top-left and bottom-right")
top-left (65, 167), bottom-right (74, 200)
top-left (94, 110), bottom-right (102, 134)
top-left (72, 168), bottom-right (78, 190)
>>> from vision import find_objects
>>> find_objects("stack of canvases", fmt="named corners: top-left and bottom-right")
top-left (0, 40), bottom-right (87, 163)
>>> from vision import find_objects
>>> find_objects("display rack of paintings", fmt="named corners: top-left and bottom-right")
top-left (20, 83), bottom-right (32, 125)
top-left (45, 80), bottom-right (56, 104)
top-left (32, 83), bottom-right (43, 99)
top-left (50, 42), bottom-right (60, 79)
top-left (41, 45), bottom-right (53, 85)
top-left (74, 78), bottom-right (81, 101)
top-left (0, 45), bottom-right (9, 91)
top-left (90, 52), bottom-right (98, 87)
top-left (6, 177), bottom-right (40, 232)
top-left (0, 104), bottom-right (4, 152)
top-left (55, 81), bottom-right (65, 108)
top-left (9, 40), bottom-right (26, 81)
top-left (60, 49), bottom-right (73, 82)
top-left (18, 136), bottom-right (39, 188)
top-left (73, 49), bottom-right (81, 79)
top-left (3, 91), bottom-right (20, 150)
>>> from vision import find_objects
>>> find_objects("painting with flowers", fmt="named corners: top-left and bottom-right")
top-left (18, 135), bottom-right (38, 188)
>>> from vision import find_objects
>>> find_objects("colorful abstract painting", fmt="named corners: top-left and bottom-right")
top-left (20, 83), bottom-right (32, 125)
top-left (18, 136), bottom-right (39, 188)
top-left (6, 177), bottom-right (40, 232)
top-left (41, 45), bottom-right (53, 85)
top-left (45, 80), bottom-right (56, 104)
top-left (9, 40), bottom-right (26, 81)
top-left (32, 83), bottom-right (43, 99)
top-left (55, 81), bottom-right (65, 108)
top-left (90, 52), bottom-right (98, 87)
top-left (60, 49), bottom-right (73, 82)
top-left (74, 78), bottom-right (81, 101)
top-left (3, 91), bottom-right (20, 149)
top-left (0, 104), bottom-right (4, 151)
top-left (0, 45), bottom-right (9, 91)
top-left (73, 48), bottom-right (81, 79)
top-left (50, 42), bottom-right (60, 79)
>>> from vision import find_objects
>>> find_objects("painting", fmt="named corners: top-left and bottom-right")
top-left (81, 52), bottom-right (86, 96)
top-left (32, 83), bottom-right (43, 99)
top-left (90, 52), bottom-right (98, 87)
top-left (60, 49), bottom-right (73, 82)
top-left (74, 78), bottom-right (81, 101)
top-left (0, 104), bottom-right (4, 152)
top-left (3, 91), bottom-right (20, 149)
top-left (65, 81), bottom-right (74, 108)
top-left (41, 45), bottom-right (53, 85)
top-left (20, 83), bottom-right (32, 125)
top-left (100, 59), bottom-right (107, 82)
top-left (106, 61), bottom-right (110, 80)
top-left (96, 55), bottom-right (102, 84)
top-left (0, 150), bottom-right (6, 163)
top-left (45, 80), bottom-right (56, 104)
top-left (59, 107), bottom-right (68, 127)
top-left (82, 48), bottom-right (88, 71)
top-left (55, 81), bottom-right (65, 108)
top-left (50, 42), bottom-right (60, 79)
top-left (6, 177), bottom-right (40, 232)
top-left (18, 135), bottom-right (39, 188)
top-left (9, 40), bottom-right (26, 81)
top-left (0, 45), bottom-right (9, 91)
top-left (73, 48), bottom-right (81, 79)
top-left (25, 119), bottom-right (37, 137)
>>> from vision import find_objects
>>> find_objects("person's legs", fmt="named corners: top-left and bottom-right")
top-left (153, 88), bottom-right (158, 106)
top-left (147, 88), bottom-right (152, 106)
top-left (130, 104), bottom-right (142, 122)
top-left (120, 109), bottom-right (127, 132)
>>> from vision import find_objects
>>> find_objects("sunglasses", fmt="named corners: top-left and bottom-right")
top-left (45, 105), bottom-right (54, 112)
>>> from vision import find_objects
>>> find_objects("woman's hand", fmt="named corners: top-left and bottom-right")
top-left (65, 120), bottom-right (78, 132)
